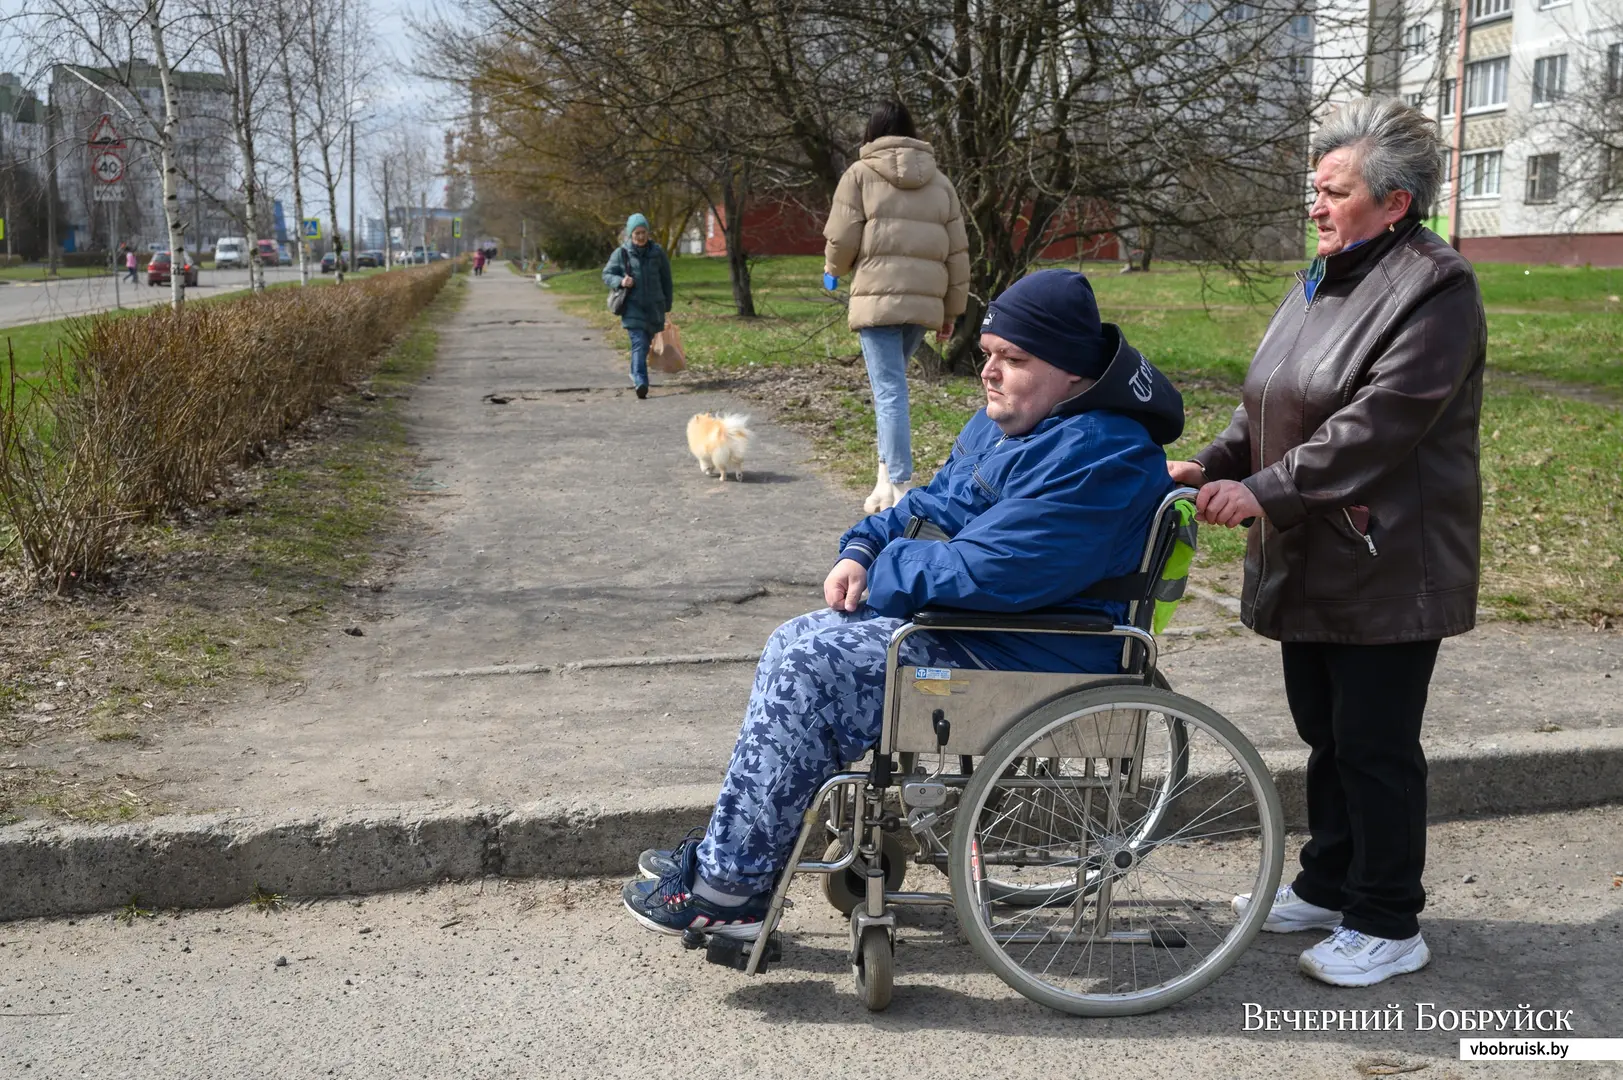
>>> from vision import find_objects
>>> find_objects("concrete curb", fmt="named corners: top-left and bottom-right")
top-left (3, 731), bottom-right (1619, 923)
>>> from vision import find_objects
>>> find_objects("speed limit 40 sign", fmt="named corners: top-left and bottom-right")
top-left (92, 151), bottom-right (124, 184)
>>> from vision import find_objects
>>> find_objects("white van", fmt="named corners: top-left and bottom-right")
top-left (214, 237), bottom-right (248, 269)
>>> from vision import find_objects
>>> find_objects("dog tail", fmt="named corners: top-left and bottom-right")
top-left (718, 413), bottom-right (752, 441)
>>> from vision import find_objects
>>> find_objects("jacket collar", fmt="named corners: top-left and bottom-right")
top-left (1303, 216), bottom-right (1423, 287)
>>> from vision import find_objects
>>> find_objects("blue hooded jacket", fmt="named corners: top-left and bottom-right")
top-left (837, 324), bottom-right (1184, 673)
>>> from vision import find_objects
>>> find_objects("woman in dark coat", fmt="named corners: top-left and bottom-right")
top-left (602, 213), bottom-right (674, 399)
top-left (1169, 96), bottom-right (1487, 988)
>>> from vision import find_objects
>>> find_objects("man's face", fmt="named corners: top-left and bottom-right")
top-left (979, 333), bottom-right (1085, 436)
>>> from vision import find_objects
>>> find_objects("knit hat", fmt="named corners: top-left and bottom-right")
top-left (625, 212), bottom-right (651, 239)
top-left (979, 270), bottom-right (1108, 379)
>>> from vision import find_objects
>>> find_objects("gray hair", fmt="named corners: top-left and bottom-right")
top-left (1310, 97), bottom-right (1442, 217)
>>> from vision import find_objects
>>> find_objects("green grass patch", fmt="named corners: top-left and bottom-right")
top-left (0, 265), bottom-right (112, 282)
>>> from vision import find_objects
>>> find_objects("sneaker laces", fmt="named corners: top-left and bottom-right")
top-left (1327, 926), bottom-right (1369, 956)
top-left (651, 830), bottom-right (705, 902)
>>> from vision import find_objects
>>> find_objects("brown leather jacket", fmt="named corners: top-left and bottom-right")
top-left (1194, 220), bottom-right (1486, 644)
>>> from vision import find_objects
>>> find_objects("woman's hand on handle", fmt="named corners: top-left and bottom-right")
top-left (824, 559), bottom-right (869, 613)
top-left (1167, 460), bottom-right (1206, 487)
top-left (1196, 480), bottom-right (1264, 528)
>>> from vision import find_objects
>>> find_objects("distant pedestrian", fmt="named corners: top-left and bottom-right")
top-left (124, 247), bottom-right (139, 282)
top-left (823, 99), bottom-right (970, 513)
top-left (602, 213), bottom-right (673, 400)
top-left (472, 249), bottom-right (486, 276)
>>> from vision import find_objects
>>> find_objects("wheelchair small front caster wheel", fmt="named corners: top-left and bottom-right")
top-left (821, 833), bottom-right (907, 916)
top-left (853, 925), bottom-right (893, 1011)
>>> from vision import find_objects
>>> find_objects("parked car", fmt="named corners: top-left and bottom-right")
top-left (214, 237), bottom-right (248, 269)
top-left (355, 249), bottom-right (384, 268)
top-left (254, 238), bottom-right (280, 266)
top-left (407, 245), bottom-right (442, 264)
top-left (147, 251), bottom-right (199, 287)
top-left (320, 251), bottom-right (349, 273)
top-left (278, 244), bottom-right (292, 266)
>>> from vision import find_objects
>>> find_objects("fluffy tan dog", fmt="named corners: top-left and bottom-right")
top-left (686, 412), bottom-right (752, 481)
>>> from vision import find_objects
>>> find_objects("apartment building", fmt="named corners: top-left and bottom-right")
top-left (1314, 0), bottom-right (1623, 264)
top-left (50, 61), bottom-right (237, 254)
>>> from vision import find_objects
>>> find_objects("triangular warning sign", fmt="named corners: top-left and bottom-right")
top-left (87, 114), bottom-right (125, 149)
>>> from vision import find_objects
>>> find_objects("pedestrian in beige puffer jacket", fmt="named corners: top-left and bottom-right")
top-left (823, 100), bottom-right (970, 513)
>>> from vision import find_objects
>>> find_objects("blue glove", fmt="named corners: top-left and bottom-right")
top-left (823, 272), bottom-right (838, 291)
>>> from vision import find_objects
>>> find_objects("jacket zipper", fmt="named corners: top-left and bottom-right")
top-left (1342, 509), bottom-right (1379, 556)
top-left (1255, 271), bottom-right (1316, 592)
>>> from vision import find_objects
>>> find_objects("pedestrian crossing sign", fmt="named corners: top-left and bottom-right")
top-left (0, 218), bottom-right (5, 242)
top-left (452, 217), bottom-right (462, 239)
top-left (302, 218), bottom-right (321, 240)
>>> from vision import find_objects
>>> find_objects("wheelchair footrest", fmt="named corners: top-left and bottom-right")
top-left (693, 932), bottom-right (782, 972)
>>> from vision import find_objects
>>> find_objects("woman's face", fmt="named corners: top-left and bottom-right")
top-left (1308, 147), bottom-right (1413, 256)
top-left (631, 225), bottom-right (650, 246)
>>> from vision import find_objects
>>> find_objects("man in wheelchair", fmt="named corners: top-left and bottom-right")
top-left (624, 269), bottom-right (1185, 940)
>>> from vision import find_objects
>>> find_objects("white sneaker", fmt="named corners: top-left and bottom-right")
top-left (864, 463), bottom-right (897, 514)
top-left (1232, 884), bottom-right (1343, 933)
top-left (1298, 926), bottom-right (1430, 987)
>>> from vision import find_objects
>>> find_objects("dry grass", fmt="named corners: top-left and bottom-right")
top-left (0, 265), bottom-right (453, 589)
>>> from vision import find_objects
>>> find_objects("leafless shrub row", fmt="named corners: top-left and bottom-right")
top-left (0, 263), bottom-right (453, 590)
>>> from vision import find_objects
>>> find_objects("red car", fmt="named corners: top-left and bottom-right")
top-left (254, 238), bottom-right (280, 266)
top-left (147, 251), bottom-right (199, 287)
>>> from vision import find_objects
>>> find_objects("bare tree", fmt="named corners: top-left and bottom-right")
top-left (21, 0), bottom-right (211, 310)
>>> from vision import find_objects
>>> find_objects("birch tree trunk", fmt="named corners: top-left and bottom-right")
top-left (146, 0), bottom-right (186, 312)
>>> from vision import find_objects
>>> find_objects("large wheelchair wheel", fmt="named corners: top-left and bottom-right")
top-left (947, 685), bottom-right (1282, 1017)
top-left (981, 672), bottom-right (1186, 908)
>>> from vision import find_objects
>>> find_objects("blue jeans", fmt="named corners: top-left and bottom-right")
top-left (696, 607), bottom-right (973, 896)
top-left (858, 325), bottom-right (926, 484)
top-left (627, 327), bottom-right (651, 388)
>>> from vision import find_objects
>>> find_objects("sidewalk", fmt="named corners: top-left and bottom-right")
top-left (3, 270), bottom-right (1619, 919)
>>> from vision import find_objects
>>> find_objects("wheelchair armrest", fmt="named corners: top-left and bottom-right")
top-left (910, 609), bottom-right (1116, 633)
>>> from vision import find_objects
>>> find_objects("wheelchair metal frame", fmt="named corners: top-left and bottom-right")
top-left (742, 487), bottom-right (1198, 977)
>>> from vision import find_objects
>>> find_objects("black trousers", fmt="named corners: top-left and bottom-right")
top-left (1281, 639), bottom-right (1441, 940)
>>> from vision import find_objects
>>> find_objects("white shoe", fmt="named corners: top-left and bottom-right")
top-left (1233, 884), bottom-right (1343, 933)
top-left (887, 480), bottom-right (911, 508)
top-left (863, 462), bottom-right (892, 514)
top-left (1298, 926), bottom-right (1430, 987)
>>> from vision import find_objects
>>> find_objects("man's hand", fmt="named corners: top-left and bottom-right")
top-left (1167, 460), bottom-right (1206, 487)
top-left (1196, 479), bottom-right (1264, 528)
top-left (935, 320), bottom-right (954, 343)
top-left (824, 558), bottom-right (868, 613)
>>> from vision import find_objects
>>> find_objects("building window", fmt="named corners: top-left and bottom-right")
top-left (1525, 153), bottom-right (1559, 202)
top-left (1406, 91), bottom-right (1427, 108)
top-left (1439, 149), bottom-right (1453, 183)
top-left (1287, 54), bottom-right (1310, 77)
top-left (1537, 0), bottom-right (1569, 8)
top-left (1608, 43), bottom-right (1622, 97)
top-left (1441, 77), bottom-right (1458, 116)
top-left (1289, 13), bottom-right (1311, 36)
top-left (1403, 23), bottom-right (1428, 56)
top-left (1470, 0), bottom-right (1511, 21)
top-left (1602, 148), bottom-right (1623, 198)
top-left (1531, 54), bottom-right (1567, 104)
top-left (1465, 56), bottom-right (1509, 111)
top-left (1461, 150), bottom-right (1502, 196)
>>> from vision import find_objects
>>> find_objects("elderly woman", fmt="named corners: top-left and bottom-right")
top-left (602, 213), bottom-right (674, 400)
top-left (1169, 97), bottom-right (1486, 988)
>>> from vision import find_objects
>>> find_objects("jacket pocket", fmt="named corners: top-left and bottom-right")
top-left (1302, 515), bottom-right (1364, 602)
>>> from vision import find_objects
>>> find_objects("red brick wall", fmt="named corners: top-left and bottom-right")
top-left (1460, 233), bottom-right (1623, 267)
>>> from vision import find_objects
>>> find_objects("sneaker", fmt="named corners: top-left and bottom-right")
top-left (1298, 926), bottom-right (1430, 987)
top-left (637, 829), bottom-right (704, 880)
top-left (1232, 884), bottom-right (1343, 933)
top-left (635, 384), bottom-right (649, 399)
top-left (621, 871), bottom-right (769, 941)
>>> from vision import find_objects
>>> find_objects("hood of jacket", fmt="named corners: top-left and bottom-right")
top-left (1048, 324), bottom-right (1185, 446)
top-left (859, 136), bottom-right (938, 190)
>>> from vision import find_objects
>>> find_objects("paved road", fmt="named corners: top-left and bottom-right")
top-left (2, 807), bottom-right (1618, 1078)
top-left (0, 265), bottom-right (317, 328)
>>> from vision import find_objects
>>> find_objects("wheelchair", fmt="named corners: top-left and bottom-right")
top-left (704, 487), bottom-right (1285, 1015)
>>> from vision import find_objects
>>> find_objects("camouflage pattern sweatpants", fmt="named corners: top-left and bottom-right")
top-left (695, 606), bottom-right (974, 896)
